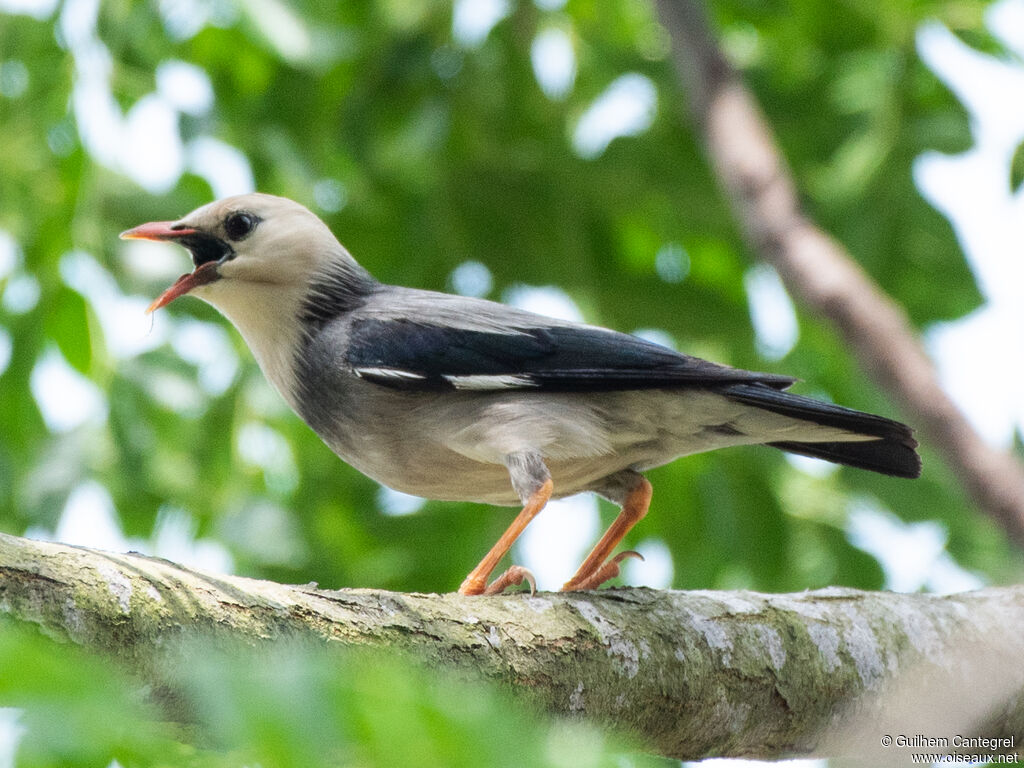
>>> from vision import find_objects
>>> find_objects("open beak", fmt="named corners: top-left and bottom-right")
top-left (120, 221), bottom-right (222, 313)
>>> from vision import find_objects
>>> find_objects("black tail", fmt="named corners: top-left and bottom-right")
top-left (723, 383), bottom-right (921, 479)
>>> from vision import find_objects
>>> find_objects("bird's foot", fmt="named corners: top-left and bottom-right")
top-left (459, 565), bottom-right (537, 596)
top-left (561, 550), bottom-right (643, 592)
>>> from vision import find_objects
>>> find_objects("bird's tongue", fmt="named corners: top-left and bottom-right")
top-left (147, 260), bottom-right (220, 313)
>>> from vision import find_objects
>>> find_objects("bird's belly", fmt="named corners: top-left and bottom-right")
top-left (329, 440), bottom-right (521, 505)
top-left (325, 429), bottom-right (669, 507)
top-left (340, 448), bottom-right (645, 507)
top-left (317, 414), bottom-right (642, 506)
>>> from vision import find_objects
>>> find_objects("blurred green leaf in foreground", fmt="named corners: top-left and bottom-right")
top-left (0, 617), bottom-right (667, 768)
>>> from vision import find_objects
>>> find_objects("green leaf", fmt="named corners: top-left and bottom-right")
top-left (1011, 140), bottom-right (1024, 194)
top-left (44, 287), bottom-right (92, 376)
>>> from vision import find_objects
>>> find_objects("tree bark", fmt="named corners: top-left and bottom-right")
top-left (655, 0), bottom-right (1024, 547)
top-left (1, 532), bottom-right (1021, 762)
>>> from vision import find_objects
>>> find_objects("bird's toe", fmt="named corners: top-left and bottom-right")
top-left (561, 550), bottom-right (643, 592)
top-left (482, 565), bottom-right (536, 595)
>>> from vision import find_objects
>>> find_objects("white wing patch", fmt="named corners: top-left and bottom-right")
top-left (443, 374), bottom-right (538, 390)
top-left (355, 367), bottom-right (538, 390)
top-left (354, 367), bottom-right (427, 381)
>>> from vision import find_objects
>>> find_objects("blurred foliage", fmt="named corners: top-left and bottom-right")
top-left (1012, 139), bottom-right (1024, 194)
top-left (0, 0), bottom-right (1022, 760)
top-left (0, 618), bottom-right (665, 767)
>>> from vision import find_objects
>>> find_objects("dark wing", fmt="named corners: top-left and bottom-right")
top-left (346, 318), bottom-right (795, 392)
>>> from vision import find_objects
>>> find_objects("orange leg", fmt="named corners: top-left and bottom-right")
top-left (561, 476), bottom-right (652, 591)
top-left (459, 478), bottom-right (553, 596)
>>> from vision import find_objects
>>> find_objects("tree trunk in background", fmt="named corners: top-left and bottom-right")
top-left (655, 0), bottom-right (1024, 547)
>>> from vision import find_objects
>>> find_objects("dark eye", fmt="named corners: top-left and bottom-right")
top-left (224, 212), bottom-right (258, 241)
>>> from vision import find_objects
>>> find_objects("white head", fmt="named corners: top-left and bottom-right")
top-left (121, 193), bottom-right (366, 312)
top-left (121, 193), bottom-right (376, 403)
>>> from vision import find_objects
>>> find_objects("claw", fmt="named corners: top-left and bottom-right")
top-left (612, 550), bottom-right (644, 565)
top-left (562, 550), bottom-right (644, 592)
top-left (481, 565), bottom-right (537, 595)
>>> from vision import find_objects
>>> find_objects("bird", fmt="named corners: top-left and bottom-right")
top-left (121, 193), bottom-right (921, 595)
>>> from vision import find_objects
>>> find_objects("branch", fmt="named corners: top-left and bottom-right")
top-left (2, 532), bottom-right (1022, 761)
top-left (654, 0), bottom-right (1024, 546)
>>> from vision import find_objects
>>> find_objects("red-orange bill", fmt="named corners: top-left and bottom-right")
top-left (121, 220), bottom-right (216, 313)
top-left (146, 260), bottom-right (220, 313)
top-left (120, 221), bottom-right (196, 241)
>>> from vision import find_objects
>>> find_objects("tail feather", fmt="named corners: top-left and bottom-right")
top-left (767, 439), bottom-right (921, 478)
top-left (723, 383), bottom-right (921, 479)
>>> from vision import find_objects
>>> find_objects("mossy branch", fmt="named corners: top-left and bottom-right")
top-left (0, 532), bottom-right (1021, 761)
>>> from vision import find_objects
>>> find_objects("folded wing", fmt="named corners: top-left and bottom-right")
top-left (345, 317), bottom-right (920, 478)
top-left (347, 318), bottom-right (795, 392)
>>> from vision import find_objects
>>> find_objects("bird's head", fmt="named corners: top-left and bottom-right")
top-left (121, 193), bottom-right (358, 313)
